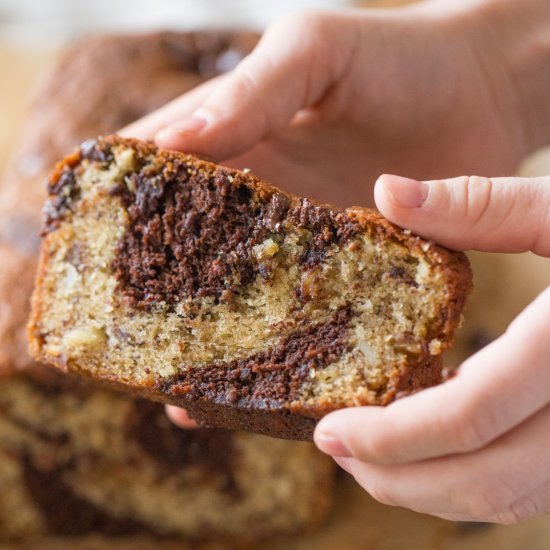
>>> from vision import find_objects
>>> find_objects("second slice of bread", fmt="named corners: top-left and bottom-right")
top-left (28, 135), bottom-right (472, 440)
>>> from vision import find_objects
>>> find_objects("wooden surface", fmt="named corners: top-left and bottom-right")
top-left (1, 16), bottom-right (550, 550)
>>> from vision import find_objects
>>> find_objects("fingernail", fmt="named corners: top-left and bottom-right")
top-left (156, 109), bottom-right (214, 143)
top-left (333, 456), bottom-right (353, 474)
top-left (165, 405), bottom-right (197, 428)
top-left (315, 431), bottom-right (351, 457)
top-left (384, 175), bottom-right (429, 208)
top-left (157, 116), bottom-right (208, 139)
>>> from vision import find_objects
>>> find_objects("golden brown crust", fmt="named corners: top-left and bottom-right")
top-left (26, 340), bottom-right (443, 440)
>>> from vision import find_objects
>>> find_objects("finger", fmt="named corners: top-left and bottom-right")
top-left (165, 405), bottom-right (199, 429)
top-left (436, 476), bottom-right (550, 522)
top-left (119, 75), bottom-right (226, 140)
top-left (374, 174), bottom-right (550, 255)
top-left (155, 13), bottom-right (358, 160)
top-left (344, 403), bottom-right (550, 521)
top-left (333, 456), bottom-right (353, 475)
top-left (435, 475), bottom-right (550, 523)
top-left (484, 476), bottom-right (550, 525)
top-left (421, 476), bottom-right (550, 522)
top-left (314, 286), bottom-right (550, 465)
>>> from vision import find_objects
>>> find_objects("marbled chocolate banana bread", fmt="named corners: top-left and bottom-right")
top-left (28, 135), bottom-right (472, 440)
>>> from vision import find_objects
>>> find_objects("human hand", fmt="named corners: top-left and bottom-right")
top-left (313, 172), bottom-right (550, 524)
top-left (153, 0), bottom-right (550, 432)
top-left (122, 0), bottom-right (550, 208)
top-left (131, 0), bottom-right (550, 455)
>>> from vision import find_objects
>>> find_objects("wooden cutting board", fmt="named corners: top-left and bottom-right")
top-left (1, 27), bottom-right (549, 550)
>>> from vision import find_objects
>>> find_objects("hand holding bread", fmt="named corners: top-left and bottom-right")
top-left (123, 0), bottom-right (550, 523)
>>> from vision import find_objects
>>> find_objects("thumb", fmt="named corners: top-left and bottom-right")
top-left (154, 13), bottom-right (357, 160)
top-left (374, 174), bottom-right (550, 255)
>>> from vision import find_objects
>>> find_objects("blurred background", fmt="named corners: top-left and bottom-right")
top-left (0, 0), bottom-right (411, 44)
top-left (0, 0), bottom-right (549, 548)
top-left (0, 0), bottom-right (408, 168)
